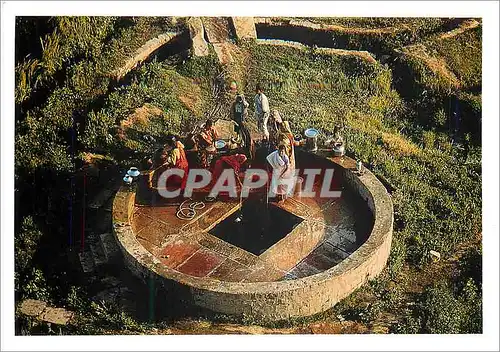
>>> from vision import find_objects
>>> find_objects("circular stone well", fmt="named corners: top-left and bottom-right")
top-left (112, 151), bottom-right (393, 322)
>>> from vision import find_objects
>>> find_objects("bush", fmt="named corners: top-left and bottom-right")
top-left (15, 217), bottom-right (51, 301)
top-left (82, 110), bottom-right (116, 150)
top-left (422, 130), bottom-right (436, 149)
top-left (418, 279), bottom-right (481, 333)
top-left (388, 235), bottom-right (406, 278)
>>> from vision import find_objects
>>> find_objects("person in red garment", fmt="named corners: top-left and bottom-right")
top-left (211, 153), bottom-right (248, 196)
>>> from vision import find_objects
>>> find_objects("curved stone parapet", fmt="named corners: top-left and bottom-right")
top-left (112, 154), bottom-right (393, 322)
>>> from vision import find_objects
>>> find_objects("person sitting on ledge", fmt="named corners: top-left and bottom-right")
top-left (196, 119), bottom-right (219, 168)
top-left (148, 136), bottom-right (188, 189)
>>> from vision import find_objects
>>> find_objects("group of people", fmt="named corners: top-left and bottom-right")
top-left (146, 82), bottom-right (302, 200)
top-left (230, 83), bottom-right (302, 199)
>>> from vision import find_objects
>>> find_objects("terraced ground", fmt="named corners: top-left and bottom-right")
top-left (14, 16), bottom-right (481, 334)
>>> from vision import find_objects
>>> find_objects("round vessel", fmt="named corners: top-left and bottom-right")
top-left (127, 167), bottom-right (140, 177)
top-left (215, 140), bottom-right (227, 149)
top-left (304, 128), bottom-right (319, 152)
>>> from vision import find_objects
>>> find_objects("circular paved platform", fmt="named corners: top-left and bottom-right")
top-left (112, 151), bottom-right (393, 321)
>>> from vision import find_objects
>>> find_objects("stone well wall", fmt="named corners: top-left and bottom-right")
top-left (112, 154), bottom-right (393, 322)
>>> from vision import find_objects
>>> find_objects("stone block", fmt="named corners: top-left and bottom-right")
top-left (19, 299), bottom-right (47, 317)
top-left (188, 17), bottom-right (209, 57)
top-left (213, 43), bottom-right (234, 64)
top-left (198, 233), bottom-right (238, 258)
top-left (78, 251), bottom-right (95, 273)
top-left (208, 258), bottom-right (252, 282)
top-left (259, 218), bottom-right (324, 272)
top-left (40, 308), bottom-right (74, 325)
top-left (202, 17), bottom-right (231, 43)
top-left (228, 248), bottom-right (259, 267)
top-left (159, 238), bottom-right (201, 268)
top-left (100, 233), bottom-right (120, 260)
top-left (288, 261), bottom-right (321, 278)
top-left (176, 247), bottom-right (224, 277)
top-left (231, 17), bottom-right (257, 40)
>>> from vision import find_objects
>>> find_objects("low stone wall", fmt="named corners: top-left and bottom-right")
top-left (112, 32), bottom-right (179, 80)
top-left (256, 39), bottom-right (376, 63)
top-left (254, 17), bottom-right (402, 35)
top-left (112, 155), bottom-right (393, 322)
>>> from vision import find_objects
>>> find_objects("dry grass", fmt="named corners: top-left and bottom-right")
top-left (224, 42), bottom-right (252, 91)
top-left (348, 113), bottom-right (421, 157)
top-left (173, 76), bottom-right (204, 116)
top-left (438, 19), bottom-right (480, 40)
top-left (120, 104), bottom-right (163, 129)
top-left (79, 152), bottom-right (113, 164)
top-left (402, 44), bottom-right (461, 90)
top-left (381, 132), bottom-right (421, 157)
top-left (255, 17), bottom-right (404, 35)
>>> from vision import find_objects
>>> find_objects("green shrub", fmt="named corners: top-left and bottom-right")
top-left (16, 112), bottom-right (73, 172)
top-left (433, 108), bottom-right (447, 128)
top-left (15, 217), bottom-right (51, 301)
top-left (422, 130), bottom-right (436, 149)
top-left (388, 235), bottom-right (406, 278)
top-left (82, 110), bottom-right (116, 150)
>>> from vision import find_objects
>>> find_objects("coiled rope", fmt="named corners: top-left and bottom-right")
top-left (176, 199), bottom-right (206, 220)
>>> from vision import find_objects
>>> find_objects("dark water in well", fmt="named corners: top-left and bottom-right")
top-left (209, 198), bottom-right (304, 255)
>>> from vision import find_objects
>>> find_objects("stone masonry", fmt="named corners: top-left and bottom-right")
top-left (112, 153), bottom-right (393, 322)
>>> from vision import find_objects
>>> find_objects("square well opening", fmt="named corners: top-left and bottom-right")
top-left (209, 198), bottom-right (304, 255)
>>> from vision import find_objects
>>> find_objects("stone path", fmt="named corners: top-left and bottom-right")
top-left (19, 300), bottom-right (74, 326)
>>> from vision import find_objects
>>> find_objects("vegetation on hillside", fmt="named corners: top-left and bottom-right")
top-left (14, 16), bottom-right (482, 335)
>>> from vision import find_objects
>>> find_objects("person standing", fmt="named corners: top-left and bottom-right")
top-left (268, 109), bottom-right (283, 149)
top-left (254, 83), bottom-right (270, 141)
top-left (231, 94), bottom-right (249, 136)
top-left (266, 145), bottom-right (291, 201)
top-left (276, 121), bottom-right (300, 178)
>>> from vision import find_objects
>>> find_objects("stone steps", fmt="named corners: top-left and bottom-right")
top-left (78, 250), bottom-right (95, 273)
top-left (100, 233), bottom-right (121, 261)
top-left (78, 233), bottom-right (121, 273)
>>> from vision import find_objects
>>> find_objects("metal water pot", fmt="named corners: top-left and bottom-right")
top-left (304, 128), bottom-right (319, 152)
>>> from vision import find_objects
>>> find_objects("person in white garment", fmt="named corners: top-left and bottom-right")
top-left (266, 145), bottom-right (295, 201)
top-left (254, 83), bottom-right (270, 141)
